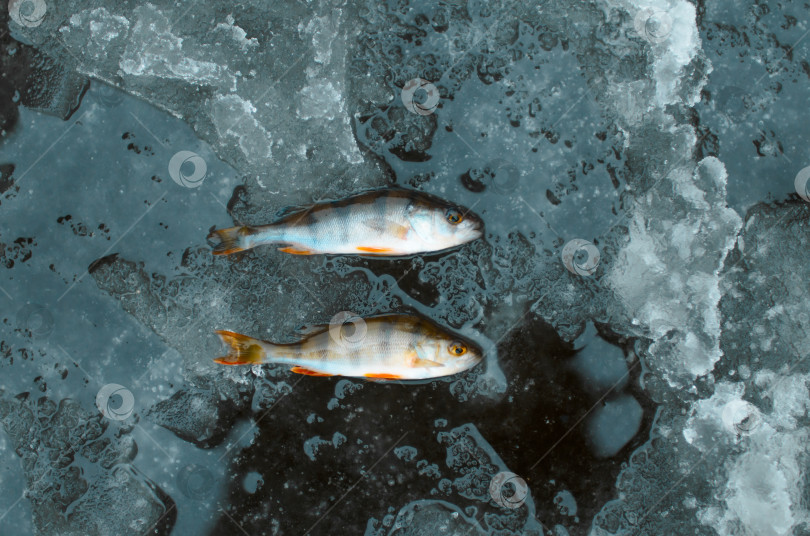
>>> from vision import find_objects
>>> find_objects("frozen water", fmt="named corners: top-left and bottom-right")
top-left (2, 0), bottom-right (810, 534)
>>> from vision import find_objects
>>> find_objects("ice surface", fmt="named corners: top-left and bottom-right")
top-left (607, 156), bottom-right (742, 385)
top-left (3, 0), bottom-right (810, 533)
top-left (0, 393), bottom-right (175, 535)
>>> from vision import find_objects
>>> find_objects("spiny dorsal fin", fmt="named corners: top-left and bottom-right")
top-left (275, 204), bottom-right (310, 218)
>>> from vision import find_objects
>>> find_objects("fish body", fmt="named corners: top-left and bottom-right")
top-left (208, 188), bottom-right (483, 256)
top-left (214, 314), bottom-right (483, 380)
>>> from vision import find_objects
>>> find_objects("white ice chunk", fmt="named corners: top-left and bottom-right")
top-left (119, 4), bottom-right (235, 90)
top-left (60, 8), bottom-right (130, 62)
top-left (297, 81), bottom-right (343, 121)
top-left (683, 376), bottom-right (809, 535)
top-left (215, 14), bottom-right (259, 51)
top-left (608, 156), bottom-right (742, 384)
top-left (210, 94), bottom-right (273, 161)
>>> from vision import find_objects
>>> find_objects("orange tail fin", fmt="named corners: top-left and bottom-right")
top-left (207, 226), bottom-right (258, 255)
top-left (214, 330), bottom-right (267, 365)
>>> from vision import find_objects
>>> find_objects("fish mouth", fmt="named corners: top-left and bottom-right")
top-left (468, 219), bottom-right (485, 238)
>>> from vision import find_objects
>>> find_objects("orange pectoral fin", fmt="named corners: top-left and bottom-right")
top-left (291, 366), bottom-right (333, 377)
top-left (364, 373), bottom-right (403, 380)
top-left (278, 246), bottom-right (314, 255)
top-left (356, 246), bottom-right (395, 254)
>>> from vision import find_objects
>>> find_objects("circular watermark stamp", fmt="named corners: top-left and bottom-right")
top-left (715, 85), bottom-right (749, 120)
top-left (96, 82), bottom-right (124, 108)
top-left (633, 8), bottom-right (672, 44)
top-left (562, 239), bottom-right (600, 277)
top-left (489, 471), bottom-right (528, 509)
top-left (168, 151), bottom-right (207, 188)
top-left (96, 383), bottom-right (135, 421)
top-left (486, 159), bottom-right (520, 194)
top-left (794, 166), bottom-right (810, 203)
top-left (16, 304), bottom-right (54, 338)
top-left (328, 311), bottom-right (367, 348)
top-left (721, 400), bottom-right (761, 436)
top-left (176, 464), bottom-right (215, 500)
top-left (401, 78), bottom-right (440, 116)
top-left (8, 0), bottom-right (47, 28)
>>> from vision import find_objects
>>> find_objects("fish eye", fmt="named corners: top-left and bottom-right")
top-left (448, 341), bottom-right (467, 356)
top-left (446, 209), bottom-right (463, 225)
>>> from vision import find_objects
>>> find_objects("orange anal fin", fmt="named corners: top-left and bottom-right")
top-left (278, 246), bottom-right (314, 255)
top-left (364, 373), bottom-right (403, 380)
top-left (291, 366), bottom-right (333, 377)
top-left (357, 246), bottom-right (395, 254)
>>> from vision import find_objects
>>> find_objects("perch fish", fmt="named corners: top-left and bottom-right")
top-left (214, 314), bottom-right (483, 380)
top-left (208, 188), bottom-right (483, 256)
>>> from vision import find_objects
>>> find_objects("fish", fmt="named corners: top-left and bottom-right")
top-left (213, 313), bottom-right (483, 380)
top-left (207, 188), bottom-right (483, 256)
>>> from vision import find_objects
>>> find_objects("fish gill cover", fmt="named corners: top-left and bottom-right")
top-left (0, 0), bottom-right (808, 535)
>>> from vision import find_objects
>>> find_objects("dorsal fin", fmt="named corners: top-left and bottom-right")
top-left (275, 204), bottom-right (310, 218)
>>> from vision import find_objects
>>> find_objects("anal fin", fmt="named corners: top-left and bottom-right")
top-left (364, 373), bottom-right (403, 380)
top-left (357, 246), bottom-right (395, 254)
top-left (278, 246), bottom-right (315, 255)
top-left (291, 366), bottom-right (333, 377)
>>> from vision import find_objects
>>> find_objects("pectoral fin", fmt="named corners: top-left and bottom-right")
top-left (407, 345), bottom-right (443, 368)
top-left (411, 357), bottom-right (443, 368)
top-left (362, 220), bottom-right (410, 239)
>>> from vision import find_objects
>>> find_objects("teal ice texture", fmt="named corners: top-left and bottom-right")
top-left (1, 0), bottom-right (808, 535)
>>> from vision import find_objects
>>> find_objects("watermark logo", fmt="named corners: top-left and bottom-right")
top-left (96, 383), bottom-right (135, 420)
top-left (328, 311), bottom-right (367, 348)
top-left (633, 8), bottom-right (672, 44)
top-left (562, 239), bottom-right (600, 277)
top-left (794, 166), bottom-right (810, 202)
top-left (8, 0), bottom-right (46, 28)
top-left (721, 400), bottom-right (761, 436)
top-left (176, 464), bottom-right (215, 500)
top-left (401, 78), bottom-right (440, 116)
top-left (96, 82), bottom-right (124, 108)
top-left (16, 304), bottom-right (54, 338)
top-left (168, 151), bottom-right (207, 188)
top-left (715, 86), bottom-right (749, 121)
top-left (489, 471), bottom-right (528, 509)
top-left (487, 159), bottom-right (520, 194)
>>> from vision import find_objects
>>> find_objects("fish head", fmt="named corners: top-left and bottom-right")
top-left (408, 201), bottom-right (484, 249)
top-left (416, 332), bottom-right (484, 375)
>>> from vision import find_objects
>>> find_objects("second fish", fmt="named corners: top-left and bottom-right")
top-left (208, 188), bottom-right (483, 256)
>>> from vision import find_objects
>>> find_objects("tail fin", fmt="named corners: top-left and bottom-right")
top-left (214, 330), bottom-right (267, 365)
top-left (207, 226), bottom-right (258, 255)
